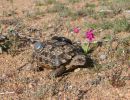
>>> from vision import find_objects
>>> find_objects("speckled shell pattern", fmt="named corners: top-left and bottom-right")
top-left (32, 37), bottom-right (84, 69)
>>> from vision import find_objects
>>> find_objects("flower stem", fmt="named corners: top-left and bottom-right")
top-left (82, 42), bottom-right (90, 54)
top-left (86, 42), bottom-right (90, 53)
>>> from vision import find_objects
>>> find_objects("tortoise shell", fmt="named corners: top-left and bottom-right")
top-left (32, 36), bottom-right (85, 69)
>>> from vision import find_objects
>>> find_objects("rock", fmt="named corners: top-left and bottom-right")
top-left (0, 47), bottom-right (2, 54)
top-left (0, 35), bottom-right (6, 41)
top-left (89, 76), bottom-right (103, 86)
top-left (74, 68), bottom-right (81, 72)
top-left (68, 85), bottom-right (73, 90)
top-left (100, 54), bottom-right (107, 60)
top-left (82, 68), bottom-right (88, 71)
top-left (111, 41), bottom-right (118, 50)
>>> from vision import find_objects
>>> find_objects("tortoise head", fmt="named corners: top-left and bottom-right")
top-left (70, 55), bottom-right (86, 66)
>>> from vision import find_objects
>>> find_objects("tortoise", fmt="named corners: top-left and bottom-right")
top-left (32, 36), bottom-right (86, 78)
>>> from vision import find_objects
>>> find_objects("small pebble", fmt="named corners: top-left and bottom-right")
top-left (0, 47), bottom-right (2, 54)
top-left (82, 68), bottom-right (88, 71)
top-left (68, 85), bottom-right (73, 90)
top-left (100, 54), bottom-right (106, 60)
top-left (90, 76), bottom-right (102, 86)
top-left (74, 68), bottom-right (81, 72)
top-left (112, 41), bottom-right (118, 50)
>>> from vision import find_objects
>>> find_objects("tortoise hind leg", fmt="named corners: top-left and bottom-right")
top-left (49, 66), bottom-right (66, 78)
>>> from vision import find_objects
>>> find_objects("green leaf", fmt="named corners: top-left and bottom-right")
top-left (81, 43), bottom-right (89, 54)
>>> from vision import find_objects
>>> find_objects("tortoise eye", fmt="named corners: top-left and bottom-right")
top-left (34, 42), bottom-right (44, 51)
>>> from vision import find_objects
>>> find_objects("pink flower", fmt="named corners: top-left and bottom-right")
top-left (85, 29), bottom-right (95, 42)
top-left (73, 27), bottom-right (80, 33)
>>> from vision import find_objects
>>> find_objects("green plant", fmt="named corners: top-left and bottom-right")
top-left (85, 23), bottom-right (98, 30)
top-left (85, 3), bottom-right (96, 8)
top-left (99, 0), bottom-right (110, 6)
top-left (113, 17), bottom-right (130, 33)
top-left (110, 5), bottom-right (122, 15)
top-left (75, 8), bottom-right (88, 17)
top-left (69, 12), bottom-right (79, 20)
top-left (34, 0), bottom-right (45, 6)
top-left (97, 12), bottom-right (111, 19)
top-left (47, 3), bottom-right (69, 13)
top-left (2, 26), bottom-right (28, 56)
top-left (59, 7), bottom-right (72, 18)
top-left (47, 2), bottom-right (74, 18)
top-left (7, 27), bottom-right (20, 56)
top-left (75, 28), bottom-right (96, 54)
top-left (100, 20), bottom-right (113, 30)
top-left (103, 34), bottom-right (112, 41)
top-left (67, 0), bottom-right (80, 4)
top-left (86, 8), bottom-right (95, 17)
top-left (35, 0), bottom-right (56, 6)
top-left (110, 0), bottom-right (130, 10)
top-left (44, 0), bottom-right (57, 5)
top-left (25, 8), bottom-right (44, 19)
top-left (82, 43), bottom-right (89, 54)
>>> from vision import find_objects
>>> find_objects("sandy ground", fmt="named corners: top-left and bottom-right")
top-left (0, 0), bottom-right (130, 100)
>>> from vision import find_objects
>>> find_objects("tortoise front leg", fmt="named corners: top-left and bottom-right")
top-left (49, 66), bottom-right (66, 78)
